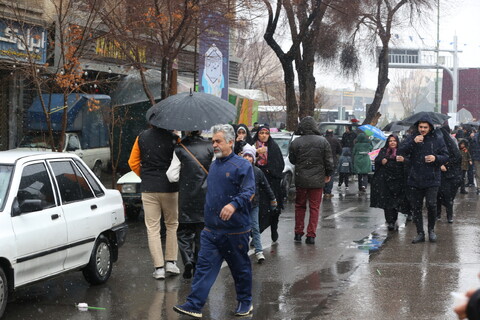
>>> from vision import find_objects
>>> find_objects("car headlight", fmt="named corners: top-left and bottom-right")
top-left (121, 183), bottom-right (137, 193)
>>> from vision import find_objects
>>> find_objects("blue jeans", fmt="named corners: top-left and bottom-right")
top-left (186, 229), bottom-right (252, 311)
top-left (250, 206), bottom-right (262, 253)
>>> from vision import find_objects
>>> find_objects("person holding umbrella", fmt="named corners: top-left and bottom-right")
top-left (174, 124), bottom-right (255, 318)
top-left (398, 114), bottom-right (449, 243)
top-left (252, 125), bottom-right (285, 244)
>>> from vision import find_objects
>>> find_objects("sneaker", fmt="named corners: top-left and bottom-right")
top-left (153, 267), bottom-right (165, 279)
top-left (428, 230), bottom-right (437, 242)
top-left (345, 186), bottom-right (349, 190)
top-left (173, 303), bottom-right (202, 318)
top-left (166, 261), bottom-right (180, 275)
top-left (305, 236), bottom-right (315, 244)
top-left (235, 302), bottom-right (253, 316)
top-left (255, 252), bottom-right (265, 263)
top-left (412, 233), bottom-right (425, 244)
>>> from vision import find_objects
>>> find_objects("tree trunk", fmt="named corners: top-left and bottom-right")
top-left (138, 68), bottom-right (156, 106)
top-left (363, 44), bottom-right (389, 125)
top-left (296, 34), bottom-right (316, 119)
top-left (282, 60), bottom-right (299, 131)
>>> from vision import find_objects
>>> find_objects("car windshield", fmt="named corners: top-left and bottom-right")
top-left (272, 136), bottom-right (291, 157)
top-left (19, 132), bottom-right (62, 149)
top-left (0, 165), bottom-right (13, 211)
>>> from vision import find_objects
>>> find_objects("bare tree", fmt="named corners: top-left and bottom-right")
top-left (391, 70), bottom-right (428, 117)
top-left (348, 0), bottom-right (433, 125)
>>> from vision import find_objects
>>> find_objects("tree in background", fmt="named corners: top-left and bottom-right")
top-left (346, 0), bottom-right (433, 125)
top-left (262, 0), bottom-right (361, 131)
top-left (391, 70), bottom-right (429, 117)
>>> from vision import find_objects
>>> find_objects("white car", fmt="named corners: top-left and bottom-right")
top-left (0, 151), bottom-right (127, 318)
top-left (270, 132), bottom-right (299, 199)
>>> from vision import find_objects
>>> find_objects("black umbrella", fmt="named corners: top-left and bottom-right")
top-left (146, 91), bottom-right (237, 131)
top-left (382, 121), bottom-right (409, 132)
top-left (398, 111), bottom-right (450, 126)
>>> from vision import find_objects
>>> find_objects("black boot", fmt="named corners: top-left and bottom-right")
top-left (428, 230), bottom-right (437, 242)
top-left (412, 232), bottom-right (425, 244)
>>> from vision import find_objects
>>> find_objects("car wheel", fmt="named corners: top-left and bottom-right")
top-left (93, 161), bottom-right (102, 178)
top-left (282, 172), bottom-right (292, 201)
top-left (83, 235), bottom-right (113, 285)
top-left (0, 267), bottom-right (7, 318)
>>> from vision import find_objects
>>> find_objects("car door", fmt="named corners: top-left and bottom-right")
top-left (11, 161), bottom-right (68, 286)
top-left (48, 160), bottom-right (101, 270)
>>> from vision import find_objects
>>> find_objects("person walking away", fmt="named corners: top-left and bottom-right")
top-left (289, 116), bottom-right (333, 244)
top-left (173, 124), bottom-right (255, 318)
top-left (341, 125), bottom-right (357, 150)
top-left (468, 129), bottom-right (480, 194)
top-left (128, 126), bottom-right (181, 280)
top-left (242, 144), bottom-right (277, 263)
top-left (234, 124), bottom-right (254, 155)
top-left (352, 133), bottom-right (373, 193)
top-left (459, 140), bottom-right (473, 194)
top-left (398, 114), bottom-right (449, 243)
top-left (166, 131), bottom-right (214, 279)
top-left (436, 126), bottom-right (462, 223)
top-left (370, 135), bottom-right (408, 231)
top-left (252, 125), bottom-right (285, 244)
top-left (338, 147), bottom-right (353, 190)
top-left (324, 129), bottom-right (342, 199)
top-left (251, 122), bottom-right (260, 135)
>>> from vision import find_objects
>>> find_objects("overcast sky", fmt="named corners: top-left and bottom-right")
top-left (315, 0), bottom-right (480, 90)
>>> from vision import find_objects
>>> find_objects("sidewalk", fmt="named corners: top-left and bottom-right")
top-left (314, 191), bottom-right (480, 319)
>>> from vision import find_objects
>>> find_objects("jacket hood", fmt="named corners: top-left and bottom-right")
top-left (297, 116), bottom-right (320, 135)
top-left (356, 132), bottom-right (369, 143)
top-left (341, 147), bottom-right (351, 157)
top-left (414, 114), bottom-right (434, 132)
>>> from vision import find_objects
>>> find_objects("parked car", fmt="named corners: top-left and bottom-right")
top-left (117, 171), bottom-right (143, 220)
top-left (270, 132), bottom-right (299, 200)
top-left (0, 151), bottom-right (127, 318)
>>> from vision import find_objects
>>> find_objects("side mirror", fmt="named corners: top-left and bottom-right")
top-left (11, 197), bottom-right (21, 217)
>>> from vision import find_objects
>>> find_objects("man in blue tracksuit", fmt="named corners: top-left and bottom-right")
top-left (174, 124), bottom-right (255, 319)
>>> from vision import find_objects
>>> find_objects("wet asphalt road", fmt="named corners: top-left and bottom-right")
top-left (3, 184), bottom-right (480, 319)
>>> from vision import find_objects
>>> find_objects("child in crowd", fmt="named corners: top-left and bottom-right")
top-left (459, 140), bottom-right (472, 194)
top-left (242, 144), bottom-right (277, 263)
top-left (338, 147), bottom-right (353, 190)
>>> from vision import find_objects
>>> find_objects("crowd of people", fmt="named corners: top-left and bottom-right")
top-left (127, 116), bottom-right (480, 319)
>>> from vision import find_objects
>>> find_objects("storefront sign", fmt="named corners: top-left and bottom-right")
top-left (0, 20), bottom-right (47, 63)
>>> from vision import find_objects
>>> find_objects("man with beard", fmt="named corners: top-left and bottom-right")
top-left (174, 124), bottom-right (255, 318)
top-left (398, 114), bottom-right (449, 243)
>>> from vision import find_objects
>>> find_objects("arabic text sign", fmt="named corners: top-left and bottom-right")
top-left (0, 20), bottom-right (47, 64)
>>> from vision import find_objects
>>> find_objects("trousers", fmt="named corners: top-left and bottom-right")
top-left (294, 187), bottom-right (322, 238)
top-left (410, 186), bottom-right (439, 234)
top-left (186, 228), bottom-right (252, 311)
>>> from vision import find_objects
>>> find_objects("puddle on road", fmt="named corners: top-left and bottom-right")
top-left (349, 231), bottom-right (388, 252)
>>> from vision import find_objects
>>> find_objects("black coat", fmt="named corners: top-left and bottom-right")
top-left (370, 148), bottom-right (408, 212)
top-left (175, 135), bottom-right (213, 223)
top-left (437, 127), bottom-right (462, 205)
top-left (289, 117), bottom-right (334, 189)
top-left (253, 129), bottom-right (285, 232)
top-left (138, 127), bottom-right (179, 193)
top-left (398, 115), bottom-right (449, 189)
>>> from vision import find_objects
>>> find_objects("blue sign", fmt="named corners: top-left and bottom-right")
top-left (0, 20), bottom-right (47, 64)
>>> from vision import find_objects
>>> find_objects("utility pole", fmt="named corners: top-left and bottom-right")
top-left (434, 0), bottom-right (440, 112)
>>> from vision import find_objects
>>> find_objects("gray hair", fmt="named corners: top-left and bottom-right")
top-left (211, 124), bottom-right (235, 144)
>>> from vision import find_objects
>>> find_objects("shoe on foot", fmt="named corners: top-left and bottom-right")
top-left (255, 252), bottom-right (265, 264)
top-left (412, 233), bottom-right (425, 244)
top-left (428, 230), bottom-right (437, 242)
top-left (153, 267), bottom-right (165, 279)
top-left (448, 219), bottom-right (453, 223)
top-left (460, 190), bottom-right (468, 194)
top-left (337, 185), bottom-right (342, 190)
top-left (387, 222), bottom-right (396, 231)
top-left (235, 302), bottom-right (253, 316)
top-left (183, 262), bottom-right (194, 279)
top-left (345, 186), bottom-right (349, 190)
top-left (406, 214), bottom-right (413, 221)
top-left (166, 261), bottom-right (180, 275)
top-left (305, 236), bottom-right (315, 244)
top-left (294, 234), bottom-right (302, 243)
top-left (173, 303), bottom-right (202, 319)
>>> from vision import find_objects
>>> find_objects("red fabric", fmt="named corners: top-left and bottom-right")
top-left (294, 187), bottom-right (323, 237)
